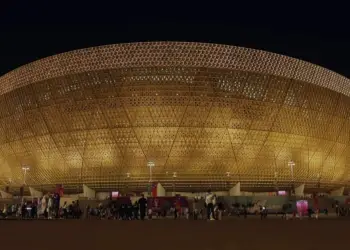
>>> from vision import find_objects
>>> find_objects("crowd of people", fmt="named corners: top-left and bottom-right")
top-left (88, 194), bottom-right (148, 220)
top-left (0, 193), bottom-right (82, 220)
top-left (0, 191), bottom-right (222, 221)
top-left (84, 192), bottom-right (226, 221)
top-left (0, 189), bottom-right (348, 221)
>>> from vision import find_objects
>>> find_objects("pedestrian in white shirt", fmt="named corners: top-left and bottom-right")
top-left (205, 190), bottom-right (215, 221)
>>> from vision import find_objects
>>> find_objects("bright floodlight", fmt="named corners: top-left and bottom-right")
top-left (147, 161), bottom-right (155, 183)
top-left (288, 161), bottom-right (295, 167)
top-left (22, 166), bottom-right (30, 185)
top-left (147, 161), bottom-right (155, 168)
top-left (288, 160), bottom-right (295, 181)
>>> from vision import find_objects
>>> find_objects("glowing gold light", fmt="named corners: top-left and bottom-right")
top-left (0, 42), bottom-right (349, 193)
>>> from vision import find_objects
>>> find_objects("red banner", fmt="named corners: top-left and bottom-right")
top-left (56, 184), bottom-right (64, 197)
top-left (151, 182), bottom-right (157, 197)
top-left (147, 196), bottom-right (189, 212)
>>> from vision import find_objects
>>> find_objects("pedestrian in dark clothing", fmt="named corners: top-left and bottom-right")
top-left (138, 194), bottom-right (147, 220)
top-left (133, 201), bottom-right (139, 220)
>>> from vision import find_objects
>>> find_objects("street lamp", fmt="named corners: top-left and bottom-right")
top-left (22, 166), bottom-right (30, 185)
top-left (225, 172), bottom-right (231, 189)
top-left (125, 173), bottom-right (131, 191)
top-left (147, 161), bottom-right (155, 183)
top-left (172, 172), bottom-right (177, 193)
top-left (288, 161), bottom-right (295, 195)
top-left (287, 160), bottom-right (295, 181)
top-left (274, 171), bottom-right (279, 192)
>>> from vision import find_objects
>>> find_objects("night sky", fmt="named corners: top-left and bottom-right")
top-left (0, 2), bottom-right (349, 77)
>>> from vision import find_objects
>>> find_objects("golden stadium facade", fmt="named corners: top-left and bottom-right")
top-left (0, 41), bottom-right (350, 193)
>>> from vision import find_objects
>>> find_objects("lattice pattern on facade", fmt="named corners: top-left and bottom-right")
top-left (0, 42), bottom-right (349, 192)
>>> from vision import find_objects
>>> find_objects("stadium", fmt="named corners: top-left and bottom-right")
top-left (0, 41), bottom-right (349, 196)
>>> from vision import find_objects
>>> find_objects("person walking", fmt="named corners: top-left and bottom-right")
top-left (133, 201), bottom-right (139, 220)
top-left (62, 201), bottom-right (68, 219)
top-left (47, 195), bottom-right (53, 219)
top-left (138, 194), bottom-right (147, 220)
top-left (205, 190), bottom-right (215, 221)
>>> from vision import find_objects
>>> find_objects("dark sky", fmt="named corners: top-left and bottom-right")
top-left (0, 2), bottom-right (349, 77)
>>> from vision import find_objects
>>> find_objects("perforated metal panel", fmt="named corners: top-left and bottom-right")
top-left (0, 42), bottom-right (349, 192)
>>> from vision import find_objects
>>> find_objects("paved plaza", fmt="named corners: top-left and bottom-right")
top-left (0, 219), bottom-right (347, 250)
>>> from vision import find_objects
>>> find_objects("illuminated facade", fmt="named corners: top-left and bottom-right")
top-left (0, 42), bottom-right (349, 193)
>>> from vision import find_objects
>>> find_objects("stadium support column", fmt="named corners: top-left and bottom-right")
top-left (156, 183), bottom-right (166, 196)
top-left (330, 187), bottom-right (344, 196)
top-left (229, 182), bottom-right (241, 196)
top-left (29, 187), bottom-right (43, 198)
top-left (294, 184), bottom-right (305, 197)
top-left (83, 184), bottom-right (96, 199)
top-left (0, 189), bottom-right (13, 198)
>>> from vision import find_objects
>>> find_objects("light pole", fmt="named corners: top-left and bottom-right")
top-left (126, 172), bottom-right (130, 191)
top-left (22, 166), bottom-right (30, 185)
top-left (274, 171), bottom-right (278, 192)
top-left (147, 161), bottom-right (155, 195)
top-left (172, 172), bottom-right (177, 193)
top-left (288, 160), bottom-right (295, 195)
top-left (288, 161), bottom-right (295, 181)
top-left (226, 172), bottom-right (230, 189)
top-left (147, 161), bottom-right (155, 183)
